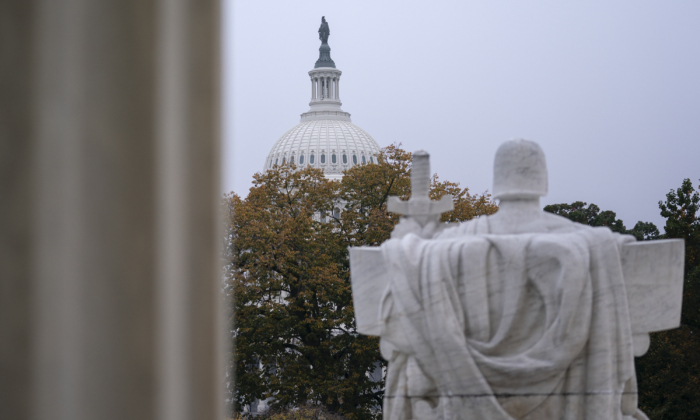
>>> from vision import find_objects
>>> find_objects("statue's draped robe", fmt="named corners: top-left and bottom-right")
top-left (379, 218), bottom-right (637, 420)
top-left (319, 22), bottom-right (330, 43)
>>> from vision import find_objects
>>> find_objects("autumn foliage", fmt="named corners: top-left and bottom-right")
top-left (223, 145), bottom-right (497, 419)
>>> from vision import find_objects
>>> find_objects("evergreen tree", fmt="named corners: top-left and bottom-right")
top-left (659, 178), bottom-right (700, 272)
top-left (543, 180), bottom-right (700, 419)
top-left (543, 201), bottom-right (660, 240)
top-left (636, 179), bottom-right (700, 420)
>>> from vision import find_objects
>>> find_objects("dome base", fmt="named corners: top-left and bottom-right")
top-left (301, 110), bottom-right (351, 122)
top-left (264, 120), bottom-right (381, 179)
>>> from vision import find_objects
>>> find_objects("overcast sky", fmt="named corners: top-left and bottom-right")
top-left (223, 0), bottom-right (700, 230)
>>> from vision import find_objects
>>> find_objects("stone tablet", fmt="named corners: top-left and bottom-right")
top-left (622, 239), bottom-right (684, 356)
top-left (622, 239), bottom-right (684, 334)
top-left (349, 247), bottom-right (387, 336)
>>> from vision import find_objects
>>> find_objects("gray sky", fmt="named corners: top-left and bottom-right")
top-left (223, 0), bottom-right (700, 230)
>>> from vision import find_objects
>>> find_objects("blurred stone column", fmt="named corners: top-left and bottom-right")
top-left (0, 1), bottom-right (224, 420)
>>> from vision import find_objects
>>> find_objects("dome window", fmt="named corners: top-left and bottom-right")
top-left (310, 154), bottom-right (315, 164)
top-left (332, 154), bottom-right (337, 164)
top-left (282, 157), bottom-right (286, 164)
top-left (269, 159), bottom-right (273, 168)
top-left (299, 155), bottom-right (304, 164)
top-left (275, 158), bottom-right (278, 166)
top-left (370, 156), bottom-right (374, 164)
top-left (321, 154), bottom-right (326, 164)
top-left (362, 155), bottom-right (366, 164)
top-left (342, 154), bottom-right (347, 164)
top-left (353, 155), bottom-right (357, 164)
top-left (290, 156), bottom-right (294, 164)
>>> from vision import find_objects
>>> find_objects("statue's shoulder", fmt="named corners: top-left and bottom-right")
top-left (541, 212), bottom-right (588, 233)
top-left (434, 217), bottom-right (488, 239)
top-left (434, 212), bottom-right (597, 239)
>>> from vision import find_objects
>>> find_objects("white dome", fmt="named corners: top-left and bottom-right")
top-left (264, 119), bottom-right (381, 181)
top-left (265, 21), bottom-right (382, 180)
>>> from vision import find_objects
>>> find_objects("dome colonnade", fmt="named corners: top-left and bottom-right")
top-left (310, 68), bottom-right (340, 102)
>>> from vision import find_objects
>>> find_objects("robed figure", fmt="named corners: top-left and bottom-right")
top-left (349, 140), bottom-right (684, 420)
top-left (319, 16), bottom-right (330, 44)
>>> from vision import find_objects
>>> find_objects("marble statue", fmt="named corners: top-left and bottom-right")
top-left (319, 16), bottom-right (330, 44)
top-left (349, 140), bottom-right (684, 420)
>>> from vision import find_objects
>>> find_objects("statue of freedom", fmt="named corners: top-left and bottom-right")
top-left (318, 16), bottom-right (330, 44)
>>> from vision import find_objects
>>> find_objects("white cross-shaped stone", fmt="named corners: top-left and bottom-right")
top-left (387, 150), bottom-right (453, 227)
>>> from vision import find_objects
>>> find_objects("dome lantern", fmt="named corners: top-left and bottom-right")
top-left (315, 16), bottom-right (335, 69)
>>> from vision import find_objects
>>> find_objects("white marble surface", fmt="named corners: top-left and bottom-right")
top-left (351, 238), bottom-right (683, 350)
top-left (492, 139), bottom-right (548, 200)
top-left (622, 239), bottom-right (685, 356)
top-left (349, 247), bottom-right (389, 336)
top-left (387, 151), bottom-right (453, 228)
top-left (349, 140), bottom-right (684, 420)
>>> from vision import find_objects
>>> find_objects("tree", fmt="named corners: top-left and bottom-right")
top-left (659, 179), bottom-right (700, 272)
top-left (543, 201), bottom-right (625, 232)
top-left (226, 165), bottom-right (369, 417)
top-left (636, 310), bottom-right (700, 420)
top-left (335, 144), bottom-right (412, 248)
top-left (634, 180), bottom-right (700, 420)
top-left (247, 404), bottom-right (349, 420)
top-left (543, 201), bottom-right (660, 240)
top-left (543, 191), bottom-right (700, 418)
top-left (629, 221), bottom-right (661, 241)
top-left (226, 145), bottom-right (497, 419)
top-left (430, 175), bottom-right (499, 223)
top-left (657, 179), bottom-right (700, 333)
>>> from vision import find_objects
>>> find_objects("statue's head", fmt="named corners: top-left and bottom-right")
top-left (322, 16), bottom-right (326, 23)
top-left (492, 139), bottom-right (548, 200)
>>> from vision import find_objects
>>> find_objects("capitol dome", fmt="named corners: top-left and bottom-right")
top-left (264, 16), bottom-right (381, 181)
top-left (265, 120), bottom-right (381, 181)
